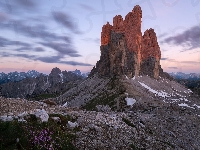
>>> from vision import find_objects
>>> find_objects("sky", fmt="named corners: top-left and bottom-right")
top-left (0, 0), bottom-right (200, 74)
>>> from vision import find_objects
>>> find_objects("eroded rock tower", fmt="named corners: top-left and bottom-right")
top-left (90, 5), bottom-right (165, 79)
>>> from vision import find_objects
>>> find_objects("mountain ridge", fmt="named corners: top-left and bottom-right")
top-left (0, 68), bottom-right (88, 99)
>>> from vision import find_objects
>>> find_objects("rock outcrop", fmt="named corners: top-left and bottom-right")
top-left (90, 5), bottom-right (168, 79)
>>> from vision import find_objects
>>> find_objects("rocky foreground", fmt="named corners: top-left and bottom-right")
top-left (0, 96), bottom-right (200, 150)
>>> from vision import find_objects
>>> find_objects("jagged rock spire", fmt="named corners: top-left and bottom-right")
top-left (90, 5), bottom-right (164, 79)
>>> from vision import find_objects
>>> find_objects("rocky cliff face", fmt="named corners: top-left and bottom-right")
top-left (90, 5), bottom-right (168, 79)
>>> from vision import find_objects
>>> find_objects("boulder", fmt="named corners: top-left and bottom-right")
top-left (67, 121), bottom-right (78, 128)
top-left (34, 109), bottom-right (49, 123)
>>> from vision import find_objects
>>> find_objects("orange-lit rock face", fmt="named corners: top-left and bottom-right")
top-left (112, 15), bottom-right (124, 32)
top-left (101, 5), bottom-right (142, 51)
top-left (124, 5), bottom-right (142, 53)
top-left (141, 28), bottom-right (161, 61)
top-left (101, 22), bottom-right (113, 45)
top-left (100, 5), bottom-right (161, 61)
top-left (93, 5), bottom-right (163, 79)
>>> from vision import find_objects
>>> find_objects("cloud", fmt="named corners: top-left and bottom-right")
top-left (15, 53), bottom-right (36, 59)
top-left (35, 54), bottom-right (92, 66)
top-left (0, 52), bottom-right (36, 59)
top-left (16, 46), bottom-right (46, 52)
top-left (34, 47), bottom-right (45, 52)
top-left (79, 4), bottom-right (94, 11)
top-left (0, 52), bottom-right (92, 66)
top-left (59, 60), bottom-right (93, 66)
top-left (161, 57), bottom-right (168, 60)
top-left (162, 25), bottom-right (200, 50)
top-left (158, 33), bottom-right (168, 39)
top-left (0, 12), bottom-right (9, 21)
top-left (35, 55), bottom-right (64, 63)
top-left (0, 36), bottom-right (30, 47)
top-left (0, 0), bottom-right (38, 15)
top-left (0, 2), bottom-right (87, 67)
top-left (82, 38), bottom-right (100, 44)
top-left (14, 0), bottom-right (37, 8)
top-left (15, 46), bottom-right (31, 52)
top-left (0, 19), bottom-right (83, 59)
top-left (39, 42), bottom-right (81, 57)
top-left (168, 67), bottom-right (178, 69)
top-left (161, 58), bottom-right (200, 65)
top-left (181, 61), bottom-right (200, 64)
top-left (52, 11), bottom-right (82, 34)
top-left (0, 20), bottom-right (73, 42)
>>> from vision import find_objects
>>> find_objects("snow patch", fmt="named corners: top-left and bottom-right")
top-left (138, 81), bottom-right (170, 98)
top-left (63, 102), bottom-right (68, 107)
top-left (132, 76), bottom-right (135, 80)
top-left (193, 104), bottom-right (200, 109)
top-left (183, 98), bottom-right (189, 102)
top-left (59, 73), bottom-right (64, 83)
top-left (18, 112), bottom-right (28, 118)
top-left (125, 98), bottom-right (136, 106)
top-left (0, 116), bottom-right (13, 122)
top-left (178, 103), bottom-right (194, 109)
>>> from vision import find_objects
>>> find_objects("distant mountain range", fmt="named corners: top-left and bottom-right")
top-left (0, 69), bottom-right (89, 85)
top-left (0, 70), bottom-right (45, 84)
top-left (0, 68), bottom-right (90, 99)
top-left (169, 72), bottom-right (200, 96)
top-left (169, 72), bottom-right (200, 80)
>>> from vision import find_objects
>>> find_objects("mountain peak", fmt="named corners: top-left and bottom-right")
top-left (90, 5), bottom-right (167, 79)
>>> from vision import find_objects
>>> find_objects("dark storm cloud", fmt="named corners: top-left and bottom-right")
top-left (79, 4), bottom-right (94, 11)
top-left (168, 67), bottom-right (178, 69)
top-left (39, 42), bottom-right (81, 57)
top-left (52, 11), bottom-right (82, 34)
top-left (162, 25), bottom-right (200, 50)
